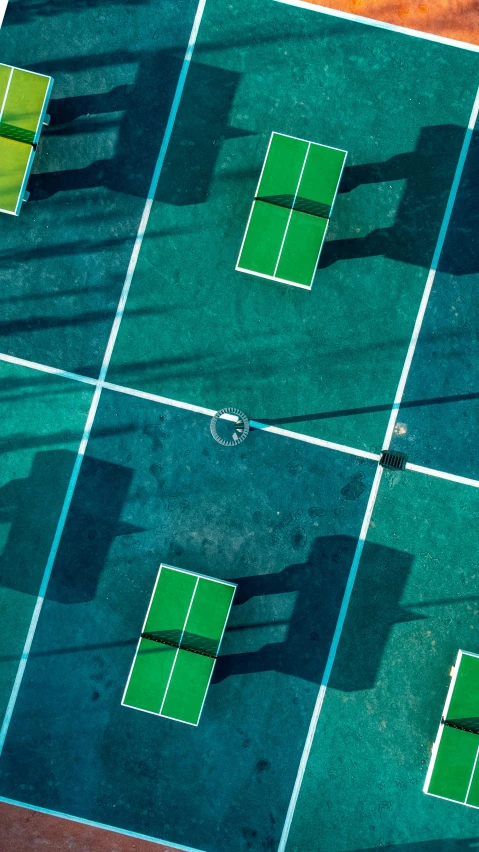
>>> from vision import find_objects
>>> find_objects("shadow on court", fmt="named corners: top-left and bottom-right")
top-left (3, 0), bottom-right (149, 26)
top-left (215, 535), bottom-right (419, 692)
top-left (0, 450), bottom-right (142, 603)
top-left (29, 55), bottom-right (250, 205)
top-left (321, 124), bottom-right (471, 271)
top-left (436, 127), bottom-right (479, 277)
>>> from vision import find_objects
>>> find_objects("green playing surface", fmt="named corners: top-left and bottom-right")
top-left (0, 136), bottom-right (33, 215)
top-left (425, 651), bottom-right (479, 807)
top-left (122, 565), bottom-right (236, 726)
top-left (236, 132), bottom-right (346, 289)
top-left (0, 64), bottom-right (52, 215)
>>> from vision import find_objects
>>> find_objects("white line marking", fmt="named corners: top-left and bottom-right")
top-left (0, 382), bottom-right (102, 756)
top-left (278, 86), bottom-right (479, 851)
top-left (0, 352), bottom-right (383, 461)
top-left (273, 142), bottom-right (310, 277)
top-left (159, 577), bottom-right (199, 716)
top-left (406, 463), bottom-right (479, 490)
top-left (159, 563), bottom-right (237, 588)
top-left (0, 353), bottom-right (98, 385)
top-left (382, 84), bottom-right (479, 450)
top-left (195, 578), bottom-right (237, 725)
top-left (0, 0), bottom-right (8, 27)
top-left (236, 261), bottom-right (314, 288)
top-left (465, 744), bottom-right (479, 804)
top-left (97, 0), bottom-right (207, 384)
top-left (274, 0), bottom-right (479, 53)
top-left (0, 62), bottom-right (51, 79)
top-left (0, 66), bottom-right (13, 119)
top-left (0, 795), bottom-right (208, 852)
top-left (121, 564), bottom-right (167, 709)
top-left (0, 0), bottom-right (207, 756)
top-left (6, 351), bottom-right (479, 484)
top-left (278, 463), bottom-right (383, 852)
top-left (423, 650), bottom-right (462, 793)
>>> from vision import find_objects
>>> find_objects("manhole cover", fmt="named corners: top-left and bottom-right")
top-left (210, 408), bottom-right (250, 447)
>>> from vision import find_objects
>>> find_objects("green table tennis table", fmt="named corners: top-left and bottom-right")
top-left (122, 564), bottom-right (236, 726)
top-left (236, 132), bottom-right (347, 290)
top-left (0, 63), bottom-right (53, 216)
top-left (424, 650), bottom-right (479, 809)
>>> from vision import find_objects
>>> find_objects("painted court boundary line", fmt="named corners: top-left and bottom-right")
top-left (0, 796), bottom-right (208, 852)
top-left (0, 0), bottom-right (8, 27)
top-left (0, 0), bottom-right (208, 758)
top-left (278, 85), bottom-right (479, 852)
top-left (382, 83), bottom-right (479, 449)
top-left (6, 349), bottom-right (479, 490)
top-left (274, 0), bottom-right (479, 53)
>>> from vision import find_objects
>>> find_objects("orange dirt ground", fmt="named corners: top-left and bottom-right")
top-left (0, 801), bottom-right (174, 852)
top-left (305, 0), bottom-right (479, 46)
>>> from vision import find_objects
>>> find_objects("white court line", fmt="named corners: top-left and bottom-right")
top-left (0, 0), bottom-right (8, 27)
top-left (102, 380), bottom-right (381, 460)
top-left (0, 0), bottom-right (208, 758)
top-left (0, 66), bottom-right (13, 119)
top-left (121, 563), bottom-right (167, 709)
top-left (159, 563), bottom-right (237, 588)
top-left (277, 463), bottom-right (383, 852)
top-left (6, 350), bottom-right (479, 483)
top-left (158, 576), bottom-right (199, 718)
top-left (406, 463), bottom-right (479, 490)
top-left (465, 744), bottom-right (479, 804)
top-left (382, 83), bottom-right (479, 449)
top-left (273, 142), bottom-right (310, 277)
top-left (278, 86), bottom-right (479, 852)
top-left (423, 649), bottom-right (462, 794)
top-left (8, 348), bottom-right (479, 482)
top-left (0, 352), bottom-right (98, 385)
top-left (274, 0), bottom-right (479, 53)
top-left (0, 795), bottom-right (208, 852)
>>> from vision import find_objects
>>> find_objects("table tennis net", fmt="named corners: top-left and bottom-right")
top-left (443, 716), bottom-right (479, 736)
top-left (0, 120), bottom-right (36, 146)
top-left (255, 193), bottom-right (332, 220)
top-left (142, 628), bottom-right (219, 659)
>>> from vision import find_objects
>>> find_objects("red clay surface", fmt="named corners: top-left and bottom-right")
top-left (0, 801), bottom-right (176, 852)
top-left (306, 0), bottom-right (479, 46)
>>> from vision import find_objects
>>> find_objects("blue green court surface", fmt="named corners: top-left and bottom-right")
top-left (122, 564), bottom-right (236, 725)
top-left (425, 650), bottom-right (479, 809)
top-left (2, 0), bottom-right (479, 850)
top-left (236, 132), bottom-right (347, 289)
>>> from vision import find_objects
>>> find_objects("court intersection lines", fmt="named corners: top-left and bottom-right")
top-left (0, 0), bottom-right (209, 758)
top-left (5, 353), bottom-right (479, 489)
top-left (278, 78), bottom-right (479, 852)
top-left (2, 5), bottom-right (479, 852)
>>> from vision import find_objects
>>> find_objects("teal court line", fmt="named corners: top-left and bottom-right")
top-left (0, 795), bottom-right (208, 852)
top-left (275, 0), bottom-right (479, 54)
top-left (0, 0), bottom-right (478, 849)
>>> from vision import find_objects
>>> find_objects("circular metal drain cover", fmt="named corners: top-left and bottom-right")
top-left (210, 408), bottom-right (250, 447)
